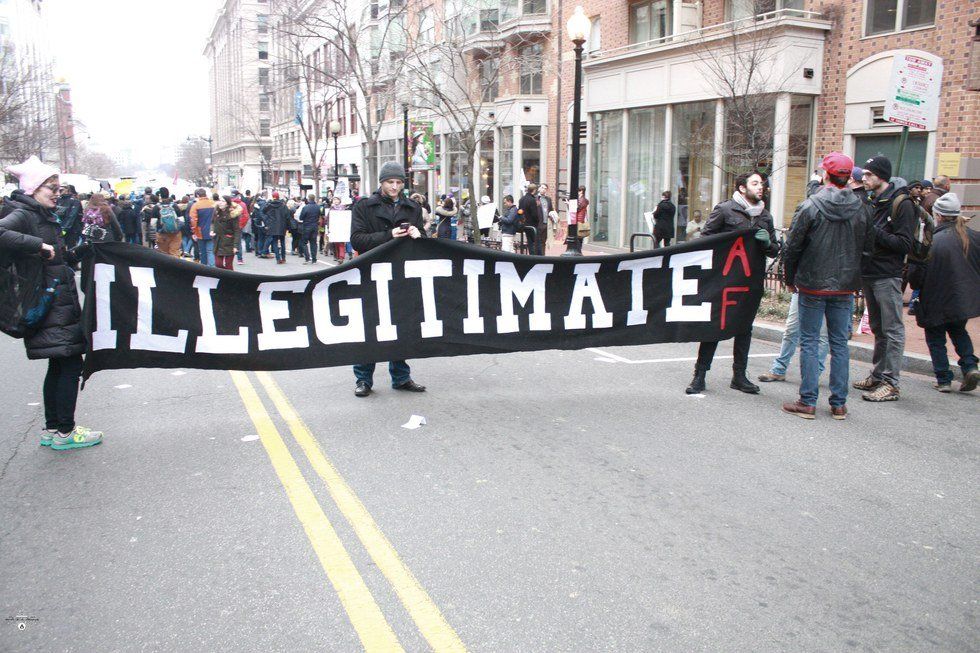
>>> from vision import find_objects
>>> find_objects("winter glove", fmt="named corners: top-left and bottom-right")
top-left (754, 229), bottom-right (771, 248)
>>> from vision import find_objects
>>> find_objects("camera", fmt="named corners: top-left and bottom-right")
top-left (81, 223), bottom-right (108, 242)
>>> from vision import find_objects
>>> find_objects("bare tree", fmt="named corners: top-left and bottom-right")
top-left (691, 10), bottom-right (807, 188)
top-left (75, 144), bottom-right (118, 178)
top-left (403, 0), bottom-right (555, 238)
top-left (176, 139), bottom-right (211, 186)
top-left (268, 0), bottom-right (417, 189)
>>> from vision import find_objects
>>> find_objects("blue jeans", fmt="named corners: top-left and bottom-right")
top-left (924, 321), bottom-right (977, 384)
top-left (770, 292), bottom-right (829, 376)
top-left (181, 235), bottom-right (195, 255)
top-left (353, 361), bottom-right (411, 388)
top-left (199, 239), bottom-right (215, 266)
top-left (799, 293), bottom-right (852, 407)
top-left (238, 233), bottom-right (252, 261)
top-left (270, 235), bottom-right (286, 262)
top-left (126, 234), bottom-right (140, 245)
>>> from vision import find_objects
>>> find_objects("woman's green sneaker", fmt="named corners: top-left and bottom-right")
top-left (40, 429), bottom-right (57, 446)
top-left (50, 426), bottom-right (103, 451)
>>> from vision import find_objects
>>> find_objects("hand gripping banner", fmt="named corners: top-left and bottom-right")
top-left (80, 231), bottom-right (765, 380)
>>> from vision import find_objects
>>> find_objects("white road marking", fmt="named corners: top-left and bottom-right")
top-left (114, 384), bottom-right (132, 389)
top-left (240, 434), bottom-right (260, 442)
top-left (171, 371), bottom-right (187, 376)
top-left (27, 402), bottom-right (39, 406)
top-left (587, 347), bottom-right (777, 365)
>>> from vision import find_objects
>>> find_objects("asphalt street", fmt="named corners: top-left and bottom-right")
top-left (0, 248), bottom-right (977, 652)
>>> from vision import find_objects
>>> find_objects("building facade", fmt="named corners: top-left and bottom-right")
top-left (556, 0), bottom-right (980, 249)
top-left (204, 0), bottom-right (273, 193)
top-left (0, 0), bottom-right (60, 170)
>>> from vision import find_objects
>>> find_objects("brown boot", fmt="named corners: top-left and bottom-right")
top-left (830, 405), bottom-right (847, 420)
top-left (782, 401), bottom-right (816, 419)
top-left (758, 372), bottom-right (786, 382)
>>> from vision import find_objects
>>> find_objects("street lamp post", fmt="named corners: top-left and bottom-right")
top-left (402, 102), bottom-right (410, 174)
top-left (329, 120), bottom-right (342, 193)
top-left (562, 6), bottom-right (591, 257)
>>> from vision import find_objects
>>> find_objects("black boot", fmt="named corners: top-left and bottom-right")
top-left (730, 370), bottom-right (760, 394)
top-left (686, 368), bottom-right (707, 394)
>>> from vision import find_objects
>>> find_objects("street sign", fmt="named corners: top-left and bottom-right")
top-left (884, 52), bottom-right (943, 131)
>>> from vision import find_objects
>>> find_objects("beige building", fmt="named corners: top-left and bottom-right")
top-left (204, 0), bottom-right (272, 193)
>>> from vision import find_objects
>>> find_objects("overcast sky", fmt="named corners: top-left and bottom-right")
top-left (46, 0), bottom-right (221, 169)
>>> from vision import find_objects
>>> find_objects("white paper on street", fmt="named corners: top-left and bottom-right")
top-left (401, 414), bottom-right (427, 430)
top-left (328, 209), bottom-right (352, 242)
top-left (477, 204), bottom-right (497, 230)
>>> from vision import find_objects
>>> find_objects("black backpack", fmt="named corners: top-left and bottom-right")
top-left (0, 215), bottom-right (57, 338)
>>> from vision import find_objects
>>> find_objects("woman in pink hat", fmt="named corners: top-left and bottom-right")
top-left (0, 156), bottom-right (103, 450)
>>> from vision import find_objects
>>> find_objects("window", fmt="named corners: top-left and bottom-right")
top-left (519, 43), bottom-right (543, 94)
top-left (629, 0), bottom-right (670, 45)
top-left (500, 128), bottom-right (514, 197)
top-left (258, 41), bottom-right (268, 60)
top-left (865, 0), bottom-right (935, 36)
top-left (256, 14), bottom-right (268, 34)
top-left (591, 112), bottom-right (624, 244)
top-left (521, 126), bottom-right (541, 185)
top-left (670, 101), bottom-right (716, 237)
top-left (258, 67), bottom-right (269, 85)
top-left (370, 1), bottom-right (379, 19)
top-left (350, 97), bottom-right (357, 134)
top-left (523, 0), bottom-right (546, 15)
top-left (625, 107), bottom-right (666, 242)
top-left (259, 94), bottom-right (270, 112)
top-left (855, 132), bottom-right (928, 181)
top-left (728, 0), bottom-right (803, 21)
top-left (587, 17), bottom-right (601, 53)
top-left (259, 119), bottom-right (270, 137)
top-left (418, 8), bottom-right (435, 45)
top-left (479, 58), bottom-right (499, 102)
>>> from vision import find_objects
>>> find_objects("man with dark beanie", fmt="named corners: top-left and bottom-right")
top-left (349, 161), bottom-right (427, 397)
top-left (855, 155), bottom-right (917, 402)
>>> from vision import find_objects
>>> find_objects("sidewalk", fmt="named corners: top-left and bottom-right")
top-left (574, 241), bottom-right (975, 379)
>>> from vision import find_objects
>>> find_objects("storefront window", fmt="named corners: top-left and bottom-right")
top-left (782, 95), bottom-right (813, 223)
top-left (480, 131), bottom-right (494, 201)
top-left (447, 133), bottom-right (469, 196)
top-left (591, 111), bottom-right (623, 245)
top-left (722, 94), bottom-right (776, 201)
top-left (671, 101), bottom-right (715, 230)
top-left (521, 126), bottom-right (541, 186)
top-left (625, 107), bottom-right (666, 243)
top-left (500, 128), bottom-right (514, 198)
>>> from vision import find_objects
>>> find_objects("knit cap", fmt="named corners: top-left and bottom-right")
top-left (5, 156), bottom-right (59, 196)
top-left (932, 193), bottom-right (961, 217)
top-left (378, 161), bottom-right (407, 183)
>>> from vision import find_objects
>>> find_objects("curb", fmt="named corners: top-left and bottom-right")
top-left (751, 321), bottom-right (942, 379)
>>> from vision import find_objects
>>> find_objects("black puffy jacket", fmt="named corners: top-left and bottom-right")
top-left (351, 191), bottom-right (425, 253)
top-left (0, 191), bottom-right (86, 359)
top-left (861, 183), bottom-right (917, 279)
top-left (782, 186), bottom-right (874, 293)
top-left (653, 199), bottom-right (676, 235)
top-left (908, 222), bottom-right (980, 329)
top-left (702, 197), bottom-right (780, 257)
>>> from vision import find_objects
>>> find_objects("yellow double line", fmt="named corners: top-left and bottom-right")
top-left (231, 370), bottom-right (466, 653)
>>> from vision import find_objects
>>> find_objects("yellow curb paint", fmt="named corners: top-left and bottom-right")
top-left (230, 371), bottom-right (404, 653)
top-left (256, 371), bottom-right (467, 653)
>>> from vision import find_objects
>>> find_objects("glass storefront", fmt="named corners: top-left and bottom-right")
top-left (722, 95), bottom-right (776, 201)
top-left (854, 132), bottom-right (928, 183)
top-left (499, 127), bottom-right (514, 199)
top-left (625, 106), bottom-right (666, 241)
top-left (479, 131), bottom-right (494, 201)
top-left (783, 95), bottom-right (814, 220)
top-left (521, 126), bottom-right (542, 186)
top-left (671, 101), bottom-right (715, 232)
top-left (447, 133), bottom-right (469, 196)
top-left (591, 111), bottom-right (623, 244)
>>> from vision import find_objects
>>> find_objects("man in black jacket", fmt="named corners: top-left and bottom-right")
top-left (263, 192), bottom-right (290, 264)
top-left (349, 161), bottom-right (427, 397)
top-left (652, 190), bottom-right (676, 248)
top-left (781, 153), bottom-right (874, 420)
top-left (518, 184), bottom-right (542, 255)
top-left (686, 171), bottom-right (779, 396)
top-left (853, 155), bottom-right (917, 402)
top-left (298, 194), bottom-right (320, 264)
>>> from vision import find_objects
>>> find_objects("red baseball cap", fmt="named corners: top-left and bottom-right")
top-left (821, 152), bottom-right (854, 177)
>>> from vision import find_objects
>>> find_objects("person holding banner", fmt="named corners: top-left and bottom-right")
top-left (349, 161), bottom-right (427, 397)
top-left (686, 171), bottom-right (779, 396)
top-left (0, 156), bottom-right (103, 450)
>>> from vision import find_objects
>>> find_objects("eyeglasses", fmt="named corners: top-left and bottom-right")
top-left (40, 184), bottom-right (60, 192)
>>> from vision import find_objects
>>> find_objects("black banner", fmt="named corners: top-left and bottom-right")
top-left (80, 231), bottom-right (765, 379)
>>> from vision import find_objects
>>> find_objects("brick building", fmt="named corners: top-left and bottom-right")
top-left (550, 0), bottom-right (980, 249)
